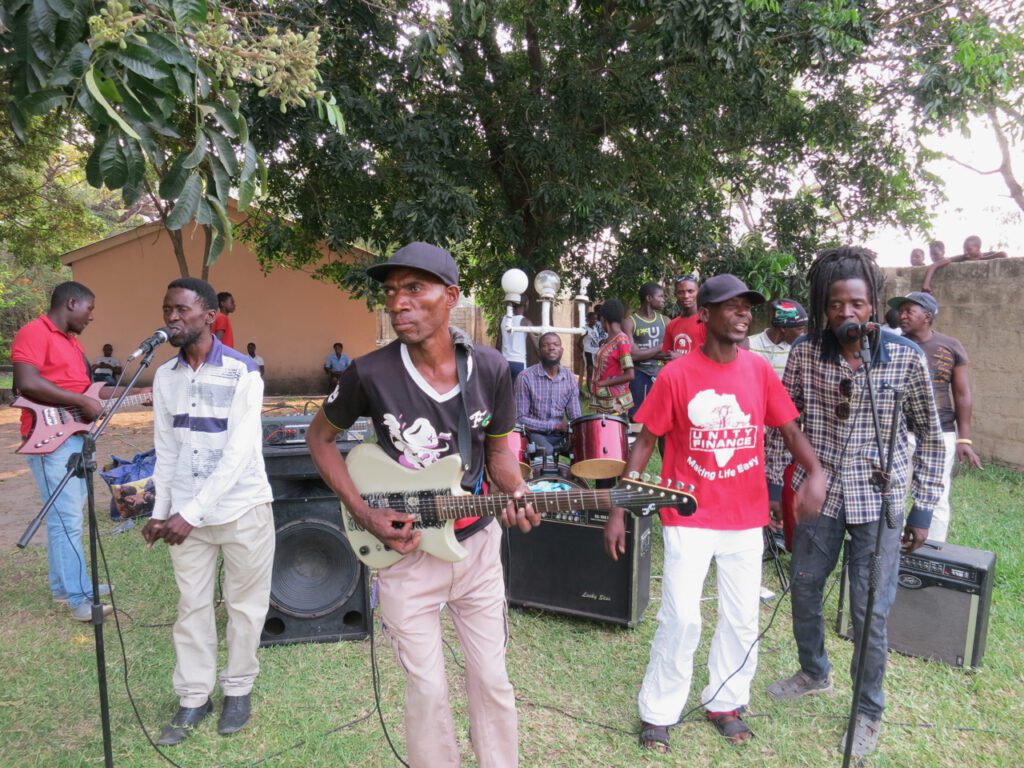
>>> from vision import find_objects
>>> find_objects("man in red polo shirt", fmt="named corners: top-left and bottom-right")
top-left (11, 281), bottom-right (112, 622)
top-left (212, 291), bottom-right (235, 349)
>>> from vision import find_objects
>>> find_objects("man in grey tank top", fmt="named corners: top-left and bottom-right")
top-left (622, 282), bottom-right (669, 420)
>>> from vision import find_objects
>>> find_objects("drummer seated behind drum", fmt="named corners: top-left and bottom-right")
top-left (513, 332), bottom-right (582, 459)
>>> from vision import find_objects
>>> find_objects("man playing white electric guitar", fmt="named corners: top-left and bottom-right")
top-left (306, 242), bottom-right (539, 768)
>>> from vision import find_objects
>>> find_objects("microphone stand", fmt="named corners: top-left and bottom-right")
top-left (841, 329), bottom-right (903, 768)
top-left (17, 346), bottom-right (160, 768)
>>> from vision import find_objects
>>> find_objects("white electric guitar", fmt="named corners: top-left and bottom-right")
top-left (341, 443), bottom-right (697, 569)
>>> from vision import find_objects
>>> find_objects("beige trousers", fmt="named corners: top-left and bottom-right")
top-left (379, 521), bottom-right (518, 768)
top-left (168, 502), bottom-right (275, 707)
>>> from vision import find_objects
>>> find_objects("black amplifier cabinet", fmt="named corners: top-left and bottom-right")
top-left (502, 510), bottom-right (652, 627)
top-left (260, 489), bottom-right (371, 647)
top-left (837, 540), bottom-right (995, 668)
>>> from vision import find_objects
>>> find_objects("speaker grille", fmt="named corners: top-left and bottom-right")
top-left (270, 519), bottom-right (359, 618)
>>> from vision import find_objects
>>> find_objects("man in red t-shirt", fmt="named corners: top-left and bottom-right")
top-left (662, 274), bottom-right (706, 358)
top-left (605, 274), bottom-right (825, 752)
top-left (11, 281), bottom-right (112, 622)
top-left (212, 291), bottom-right (235, 349)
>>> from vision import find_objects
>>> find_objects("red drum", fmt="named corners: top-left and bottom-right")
top-left (505, 426), bottom-right (531, 480)
top-left (569, 414), bottom-right (629, 480)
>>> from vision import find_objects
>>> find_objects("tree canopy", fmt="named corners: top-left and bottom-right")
top-left (3, 1), bottom-right (1021, 312)
top-left (244, 0), bottom-right (1020, 308)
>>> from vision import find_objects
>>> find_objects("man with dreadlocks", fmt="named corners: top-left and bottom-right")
top-left (765, 246), bottom-right (945, 759)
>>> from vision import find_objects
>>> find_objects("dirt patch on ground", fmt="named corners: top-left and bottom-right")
top-left (0, 406), bottom-right (158, 550)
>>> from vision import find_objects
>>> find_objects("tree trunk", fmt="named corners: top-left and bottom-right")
top-left (988, 106), bottom-right (1024, 213)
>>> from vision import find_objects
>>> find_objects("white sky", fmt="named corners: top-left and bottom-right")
top-left (865, 123), bottom-right (1024, 266)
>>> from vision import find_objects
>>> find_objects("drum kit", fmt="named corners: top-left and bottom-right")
top-left (502, 414), bottom-right (632, 493)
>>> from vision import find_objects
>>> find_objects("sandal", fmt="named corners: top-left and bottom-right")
top-left (638, 722), bottom-right (671, 753)
top-left (707, 710), bottom-right (754, 745)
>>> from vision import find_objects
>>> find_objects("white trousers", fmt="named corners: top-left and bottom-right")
top-left (168, 503), bottom-right (275, 707)
top-left (908, 431), bottom-right (957, 542)
top-left (638, 526), bottom-right (763, 726)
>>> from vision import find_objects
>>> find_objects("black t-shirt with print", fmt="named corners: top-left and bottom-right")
top-left (322, 331), bottom-right (516, 496)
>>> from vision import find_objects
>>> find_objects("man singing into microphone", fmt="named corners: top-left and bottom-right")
top-left (144, 278), bottom-right (275, 745)
top-left (765, 247), bottom-right (944, 759)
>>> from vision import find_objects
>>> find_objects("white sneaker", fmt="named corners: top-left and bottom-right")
top-left (70, 602), bottom-right (113, 622)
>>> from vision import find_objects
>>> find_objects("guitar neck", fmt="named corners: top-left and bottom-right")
top-left (441, 489), bottom-right (614, 521)
top-left (54, 393), bottom-right (150, 422)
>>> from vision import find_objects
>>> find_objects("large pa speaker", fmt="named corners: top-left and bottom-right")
top-left (837, 540), bottom-right (995, 668)
top-left (502, 510), bottom-right (652, 627)
top-left (260, 482), bottom-right (371, 647)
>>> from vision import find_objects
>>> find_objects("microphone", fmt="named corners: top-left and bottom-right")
top-left (126, 327), bottom-right (172, 362)
top-left (834, 321), bottom-right (882, 341)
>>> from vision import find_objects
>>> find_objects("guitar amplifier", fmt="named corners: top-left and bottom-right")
top-left (502, 511), bottom-right (652, 627)
top-left (836, 540), bottom-right (995, 668)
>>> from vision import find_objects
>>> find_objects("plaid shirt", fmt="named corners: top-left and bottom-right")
top-left (514, 362), bottom-right (582, 432)
top-left (766, 330), bottom-right (945, 528)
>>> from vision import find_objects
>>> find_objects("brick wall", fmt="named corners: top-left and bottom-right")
top-left (883, 257), bottom-right (1024, 469)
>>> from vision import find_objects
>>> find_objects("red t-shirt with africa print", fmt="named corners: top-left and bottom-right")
top-left (635, 346), bottom-right (798, 530)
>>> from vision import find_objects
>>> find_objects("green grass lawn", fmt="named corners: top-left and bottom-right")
top-left (0, 466), bottom-right (1020, 767)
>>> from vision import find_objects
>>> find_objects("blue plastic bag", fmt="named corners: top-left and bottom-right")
top-left (100, 449), bottom-right (157, 520)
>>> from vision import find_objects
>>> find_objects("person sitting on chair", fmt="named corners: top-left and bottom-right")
top-left (92, 343), bottom-right (122, 384)
top-left (514, 332), bottom-right (582, 461)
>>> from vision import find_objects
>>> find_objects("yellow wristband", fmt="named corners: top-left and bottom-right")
top-left (955, 438), bottom-right (973, 446)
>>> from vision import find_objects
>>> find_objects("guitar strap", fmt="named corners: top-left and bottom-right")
top-left (454, 342), bottom-right (472, 473)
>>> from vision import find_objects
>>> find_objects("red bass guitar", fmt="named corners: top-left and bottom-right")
top-left (12, 382), bottom-right (152, 455)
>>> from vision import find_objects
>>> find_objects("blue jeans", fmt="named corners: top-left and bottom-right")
top-left (789, 508), bottom-right (902, 719)
top-left (26, 436), bottom-right (92, 609)
top-left (628, 370), bottom-right (656, 420)
top-left (507, 361), bottom-right (525, 384)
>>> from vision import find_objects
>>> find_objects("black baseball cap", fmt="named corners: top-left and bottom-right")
top-left (697, 274), bottom-right (766, 308)
top-left (888, 291), bottom-right (939, 317)
top-left (770, 298), bottom-right (808, 327)
top-left (366, 242), bottom-right (459, 286)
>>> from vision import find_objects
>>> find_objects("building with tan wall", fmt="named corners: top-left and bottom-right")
top-left (883, 257), bottom-right (1023, 470)
top-left (63, 219), bottom-right (378, 394)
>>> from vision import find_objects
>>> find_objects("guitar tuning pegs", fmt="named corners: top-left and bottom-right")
top-left (687, 483), bottom-right (696, 492)
top-left (642, 473), bottom-right (652, 482)
top-left (629, 471), bottom-right (640, 480)
top-left (675, 480), bottom-right (684, 490)
top-left (654, 475), bottom-right (662, 485)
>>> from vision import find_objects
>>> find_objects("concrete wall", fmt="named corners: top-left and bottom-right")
top-left (883, 257), bottom-right (1024, 469)
top-left (65, 221), bottom-right (377, 394)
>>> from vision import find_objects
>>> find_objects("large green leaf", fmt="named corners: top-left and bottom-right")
top-left (181, 138), bottom-right (207, 169)
top-left (207, 128), bottom-right (239, 176)
top-left (172, 0), bottom-right (208, 26)
top-left (206, 157), bottom-right (230, 207)
top-left (84, 134), bottom-right (105, 188)
top-left (237, 178), bottom-right (256, 211)
top-left (98, 134), bottom-right (128, 189)
top-left (18, 87), bottom-right (65, 115)
top-left (146, 33), bottom-right (195, 69)
top-left (45, 0), bottom-right (75, 19)
top-left (85, 67), bottom-right (141, 139)
top-left (165, 173), bottom-right (203, 230)
top-left (206, 196), bottom-right (232, 264)
top-left (158, 153), bottom-right (190, 200)
top-left (239, 140), bottom-right (257, 182)
top-left (204, 102), bottom-right (239, 138)
top-left (116, 48), bottom-right (171, 81)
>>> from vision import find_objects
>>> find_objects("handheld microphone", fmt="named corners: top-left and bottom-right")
top-left (834, 321), bottom-right (882, 341)
top-left (126, 327), bottom-right (171, 362)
